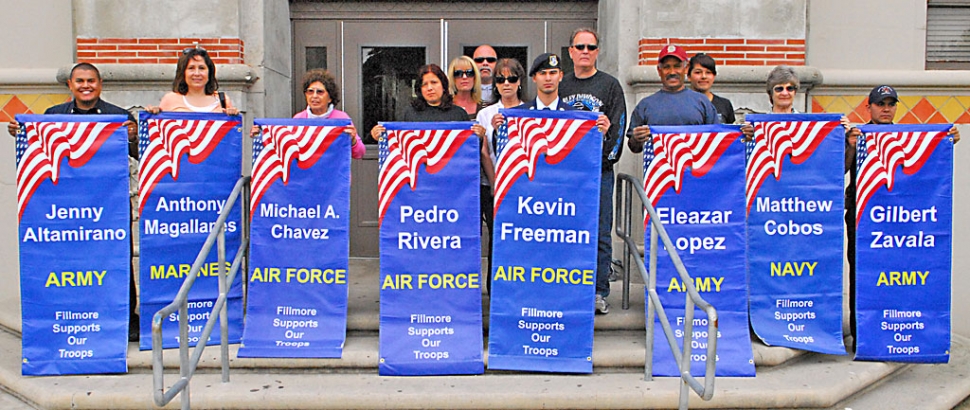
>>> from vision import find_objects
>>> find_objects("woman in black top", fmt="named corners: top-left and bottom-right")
top-left (370, 64), bottom-right (484, 138)
top-left (688, 53), bottom-right (736, 124)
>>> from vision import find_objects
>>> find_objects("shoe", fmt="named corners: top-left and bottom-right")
top-left (595, 294), bottom-right (610, 315)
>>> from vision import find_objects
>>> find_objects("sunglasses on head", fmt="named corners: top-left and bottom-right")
top-left (305, 88), bottom-right (327, 95)
top-left (773, 85), bottom-right (797, 93)
top-left (453, 69), bottom-right (475, 78)
top-left (572, 43), bottom-right (598, 51)
top-left (182, 47), bottom-right (208, 56)
top-left (473, 57), bottom-right (497, 64)
top-left (494, 75), bottom-right (520, 84)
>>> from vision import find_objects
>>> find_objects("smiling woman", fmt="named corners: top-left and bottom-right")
top-left (149, 47), bottom-right (239, 115)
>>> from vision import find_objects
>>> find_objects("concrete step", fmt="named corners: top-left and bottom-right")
top-left (0, 386), bottom-right (37, 410)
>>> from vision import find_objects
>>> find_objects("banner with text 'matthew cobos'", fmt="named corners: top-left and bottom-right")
top-left (239, 118), bottom-right (352, 358)
top-left (137, 111), bottom-right (243, 350)
top-left (854, 124), bottom-right (953, 363)
top-left (377, 121), bottom-right (483, 376)
top-left (745, 113), bottom-right (846, 354)
top-left (487, 109), bottom-right (601, 374)
top-left (17, 114), bottom-right (130, 375)
top-left (644, 124), bottom-right (754, 376)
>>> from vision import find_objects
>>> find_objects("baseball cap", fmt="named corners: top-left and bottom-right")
top-left (529, 53), bottom-right (562, 76)
top-left (868, 85), bottom-right (898, 104)
top-left (658, 45), bottom-right (688, 63)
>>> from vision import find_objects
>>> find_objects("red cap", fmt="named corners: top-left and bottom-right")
top-left (658, 44), bottom-right (688, 63)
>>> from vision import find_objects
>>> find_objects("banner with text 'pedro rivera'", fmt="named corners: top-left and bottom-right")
top-left (854, 124), bottom-right (953, 363)
top-left (644, 124), bottom-right (754, 376)
top-left (137, 111), bottom-right (243, 350)
top-left (239, 118), bottom-right (351, 358)
top-left (17, 114), bottom-right (130, 375)
top-left (745, 114), bottom-right (846, 354)
top-left (377, 121), bottom-right (483, 376)
top-left (487, 109), bottom-right (601, 374)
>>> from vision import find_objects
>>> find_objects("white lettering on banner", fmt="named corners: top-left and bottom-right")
top-left (516, 196), bottom-right (576, 216)
top-left (755, 196), bottom-right (833, 213)
top-left (45, 204), bottom-right (103, 222)
top-left (154, 196), bottom-right (226, 214)
top-left (498, 222), bottom-right (590, 244)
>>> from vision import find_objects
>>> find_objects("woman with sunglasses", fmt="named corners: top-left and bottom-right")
top-left (369, 64), bottom-right (485, 138)
top-left (291, 69), bottom-right (365, 159)
top-left (447, 56), bottom-right (486, 119)
top-left (742, 65), bottom-right (805, 138)
top-left (150, 47), bottom-right (239, 115)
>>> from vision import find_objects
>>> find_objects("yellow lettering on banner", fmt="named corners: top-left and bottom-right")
top-left (417, 273), bottom-right (480, 289)
top-left (876, 271), bottom-right (929, 286)
top-left (493, 266), bottom-right (526, 282)
top-left (666, 276), bottom-right (724, 293)
top-left (382, 274), bottom-right (413, 289)
top-left (528, 267), bottom-right (594, 285)
top-left (45, 270), bottom-right (107, 287)
top-left (770, 261), bottom-right (817, 277)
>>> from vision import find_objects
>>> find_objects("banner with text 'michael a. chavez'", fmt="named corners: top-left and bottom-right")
top-left (17, 114), bottom-right (130, 375)
top-left (854, 124), bottom-right (953, 363)
top-left (487, 109), bottom-right (601, 374)
top-left (137, 111), bottom-right (243, 350)
top-left (377, 121), bottom-right (483, 376)
top-left (745, 113), bottom-right (845, 354)
top-left (644, 124), bottom-right (754, 376)
top-left (239, 118), bottom-right (352, 358)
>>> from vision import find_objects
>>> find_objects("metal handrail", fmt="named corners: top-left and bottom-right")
top-left (615, 173), bottom-right (718, 410)
top-left (152, 176), bottom-right (251, 410)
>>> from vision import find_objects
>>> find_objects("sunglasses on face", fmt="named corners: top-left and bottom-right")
top-left (494, 75), bottom-right (520, 84)
top-left (473, 57), bottom-right (497, 64)
top-left (572, 43), bottom-right (599, 51)
top-left (773, 85), bottom-right (797, 93)
top-left (305, 88), bottom-right (327, 95)
top-left (182, 47), bottom-right (208, 56)
top-left (453, 69), bottom-right (475, 78)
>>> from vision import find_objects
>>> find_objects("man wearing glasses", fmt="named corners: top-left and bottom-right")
top-left (473, 45), bottom-right (498, 104)
top-left (559, 28), bottom-right (627, 315)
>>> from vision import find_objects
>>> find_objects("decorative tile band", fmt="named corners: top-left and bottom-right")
top-left (0, 94), bottom-right (71, 122)
top-left (638, 38), bottom-right (805, 67)
top-left (812, 95), bottom-right (970, 124)
top-left (76, 37), bottom-right (245, 65)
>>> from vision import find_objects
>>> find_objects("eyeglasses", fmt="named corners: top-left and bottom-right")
top-left (473, 57), bottom-right (497, 64)
top-left (773, 85), bottom-right (797, 93)
top-left (874, 100), bottom-right (897, 107)
top-left (182, 47), bottom-right (208, 56)
top-left (305, 88), bottom-right (327, 95)
top-left (572, 44), bottom-right (599, 51)
top-left (494, 75), bottom-right (520, 84)
top-left (453, 69), bottom-right (475, 78)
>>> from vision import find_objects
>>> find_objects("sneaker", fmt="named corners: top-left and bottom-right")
top-left (595, 294), bottom-right (610, 315)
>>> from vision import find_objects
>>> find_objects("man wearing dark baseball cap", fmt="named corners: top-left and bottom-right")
top-left (626, 44), bottom-right (718, 153)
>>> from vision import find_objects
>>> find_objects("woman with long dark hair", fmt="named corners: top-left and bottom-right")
top-left (150, 47), bottom-right (238, 115)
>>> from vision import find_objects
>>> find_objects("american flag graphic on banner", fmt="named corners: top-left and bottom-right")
top-left (16, 119), bottom-right (123, 221)
top-left (250, 122), bottom-right (348, 216)
top-left (855, 129), bottom-right (948, 225)
top-left (744, 118), bottom-right (839, 214)
top-left (642, 128), bottom-right (739, 208)
top-left (378, 124), bottom-right (474, 224)
top-left (138, 114), bottom-right (239, 214)
top-left (493, 110), bottom-right (596, 211)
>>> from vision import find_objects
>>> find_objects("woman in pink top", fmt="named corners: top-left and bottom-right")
top-left (294, 69), bottom-right (365, 159)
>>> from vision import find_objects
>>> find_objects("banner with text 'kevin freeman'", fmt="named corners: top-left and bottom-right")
top-left (378, 121), bottom-right (483, 376)
top-left (746, 113), bottom-right (845, 354)
top-left (17, 115), bottom-right (130, 375)
top-left (487, 109), bottom-right (601, 374)
top-left (644, 124), bottom-right (754, 376)
top-left (854, 124), bottom-right (952, 363)
top-left (239, 118), bottom-right (352, 358)
top-left (137, 111), bottom-right (243, 350)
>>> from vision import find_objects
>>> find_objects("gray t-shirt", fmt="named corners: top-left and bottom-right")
top-left (626, 88), bottom-right (718, 153)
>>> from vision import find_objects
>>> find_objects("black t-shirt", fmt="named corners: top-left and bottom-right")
top-left (711, 94), bottom-right (736, 125)
top-left (401, 103), bottom-right (469, 122)
top-left (559, 70), bottom-right (627, 168)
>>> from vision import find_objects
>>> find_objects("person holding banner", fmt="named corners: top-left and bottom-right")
top-left (148, 47), bottom-right (239, 115)
top-left (370, 64), bottom-right (485, 137)
top-left (688, 53), bottom-right (736, 125)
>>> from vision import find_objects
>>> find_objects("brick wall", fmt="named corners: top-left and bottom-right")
top-left (638, 38), bottom-right (805, 66)
top-left (76, 37), bottom-right (245, 65)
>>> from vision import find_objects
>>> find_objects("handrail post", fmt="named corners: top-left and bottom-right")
top-left (218, 226), bottom-right (229, 383)
top-left (645, 223), bottom-right (658, 381)
top-left (179, 300), bottom-right (189, 410)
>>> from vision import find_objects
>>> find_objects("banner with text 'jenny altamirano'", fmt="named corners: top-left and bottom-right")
top-left (745, 113), bottom-right (845, 354)
top-left (17, 114), bottom-right (130, 375)
top-left (239, 118), bottom-right (352, 358)
top-left (854, 124), bottom-right (953, 363)
top-left (644, 124), bottom-right (754, 376)
top-left (377, 121), bottom-right (483, 376)
top-left (137, 111), bottom-right (243, 350)
top-left (487, 109), bottom-right (601, 374)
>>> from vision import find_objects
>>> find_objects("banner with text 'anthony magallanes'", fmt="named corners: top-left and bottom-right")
top-left (644, 124), bottom-right (754, 376)
top-left (137, 111), bottom-right (243, 350)
top-left (854, 124), bottom-right (952, 363)
top-left (487, 109), bottom-right (601, 374)
top-left (239, 118), bottom-right (352, 358)
top-left (17, 115), bottom-right (130, 375)
top-left (378, 121), bottom-right (483, 376)
top-left (745, 113), bottom-right (846, 354)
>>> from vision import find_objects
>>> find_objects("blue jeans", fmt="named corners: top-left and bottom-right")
top-left (597, 168), bottom-right (614, 297)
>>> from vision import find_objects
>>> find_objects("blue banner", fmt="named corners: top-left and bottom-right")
top-left (487, 109), bottom-right (601, 373)
top-left (16, 114), bottom-right (130, 375)
top-left (137, 111), bottom-right (243, 350)
top-left (745, 113), bottom-right (846, 354)
top-left (644, 124), bottom-right (754, 376)
top-left (238, 118), bottom-right (352, 358)
top-left (854, 124), bottom-right (953, 362)
top-left (377, 121), bottom-right (483, 376)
